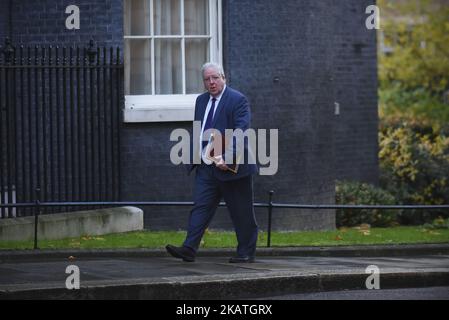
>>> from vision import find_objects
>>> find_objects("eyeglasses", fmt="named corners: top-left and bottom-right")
top-left (203, 75), bottom-right (222, 83)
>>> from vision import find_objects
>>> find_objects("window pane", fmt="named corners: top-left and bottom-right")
top-left (155, 39), bottom-right (182, 94)
top-left (185, 0), bottom-right (209, 35)
top-left (125, 39), bottom-right (152, 95)
top-left (124, 0), bottom-right (151, 35)
top-left (186, 39), bottom-right (209, 94)
top-left (154, 0), bottom-right (181, 35)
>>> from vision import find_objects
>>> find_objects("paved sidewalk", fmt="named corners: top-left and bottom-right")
top-left (1, 244), bottom-right (448, 299)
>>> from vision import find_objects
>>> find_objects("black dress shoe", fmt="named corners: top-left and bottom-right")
top-left (166, 245), bottom-right (195, 262)
top-left (229, 256), bottom-right (255, 263)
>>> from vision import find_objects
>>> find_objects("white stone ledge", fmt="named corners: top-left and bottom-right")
top-left (0, 206), bottom-right (144, 241)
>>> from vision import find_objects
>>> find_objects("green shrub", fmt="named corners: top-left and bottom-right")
top-left (379, 117), bottom-right (449, 224)
top-left (423, 217), bottom-right (449, 230)
top-left (379, 85), bottom-right (449, 131)
top-left (335, 180), bottom-right (398, 228)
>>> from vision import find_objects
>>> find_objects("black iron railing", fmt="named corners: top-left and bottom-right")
top-left (0, 39), bottom-right (123, 219)
top-left (1, 190), bottom-right (449, 250)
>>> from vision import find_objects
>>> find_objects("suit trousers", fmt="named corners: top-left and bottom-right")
top-left (183, 164), bottom-right (259, 257)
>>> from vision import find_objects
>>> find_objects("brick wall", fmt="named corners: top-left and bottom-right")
top-left (221, 0), bottom-right (338, 231)
top-left (1, 0), bottom-right (379, 231)
top-left (333, 1), bottom-right (380, 185)
top-left (0, 0), bottom-right (10, 41)
top-left (127, 0), bottom-right (339, 231)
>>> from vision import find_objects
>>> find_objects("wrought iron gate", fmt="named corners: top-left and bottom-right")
top-left (0, 39), bottom-right (123, 218)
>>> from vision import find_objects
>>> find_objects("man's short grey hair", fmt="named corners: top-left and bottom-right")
top-left (201, 62), bottom-right (225, 78)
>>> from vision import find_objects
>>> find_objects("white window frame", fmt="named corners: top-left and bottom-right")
top-left (123, 0), bottom-right (223, 122)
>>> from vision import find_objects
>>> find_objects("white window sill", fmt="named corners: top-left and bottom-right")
top-left (123, 94), bottom-right (198, 122)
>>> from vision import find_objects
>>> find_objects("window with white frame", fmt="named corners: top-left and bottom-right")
top-left (123, 0), bottom-right (222, 122)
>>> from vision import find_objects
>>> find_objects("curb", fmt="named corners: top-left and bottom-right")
top-left (1, 244), bottom-right (449, 262)
top-left (1, 270), bottom-right (449, 300)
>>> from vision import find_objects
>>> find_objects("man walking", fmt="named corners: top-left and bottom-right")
top-left (166, 62), bottom-right (258, 263)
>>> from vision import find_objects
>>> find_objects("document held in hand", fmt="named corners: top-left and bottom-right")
top-left (205, 132), bottom-right (240, 174)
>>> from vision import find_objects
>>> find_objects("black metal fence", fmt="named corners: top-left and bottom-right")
top-left (2, 190), bottom-right (449, 249)
top-left (0, 39), bottom-right (123, 219)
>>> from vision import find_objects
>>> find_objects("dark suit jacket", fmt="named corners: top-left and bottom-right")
top-left (187, 86), bottom-right (258, 181)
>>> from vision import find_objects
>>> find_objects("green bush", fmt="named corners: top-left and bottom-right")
top-left (335, 180), bottom-right (398, 228)
top-left (379, 85), bottom-right (449, 131)
top-left (379, 117), bottom-right (449, 224)
top-left (423, 217), bottom-right (449, 230)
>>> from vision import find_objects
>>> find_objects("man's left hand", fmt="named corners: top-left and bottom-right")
top-left (214, 156), bottom-right (229, 171)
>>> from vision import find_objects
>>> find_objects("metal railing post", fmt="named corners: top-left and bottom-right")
top-left (267, 190), bottom-right (274, 248)
top-left (34, 188), bottom-right (41, 250)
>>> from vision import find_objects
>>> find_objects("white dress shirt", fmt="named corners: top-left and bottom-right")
top-left (200, 85), bottom-right (227, 163)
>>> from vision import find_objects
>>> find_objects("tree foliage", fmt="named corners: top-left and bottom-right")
top-left (335, 181), bottom-right (398, 227)
top-left (378, 0), bottom-right (449, 94)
